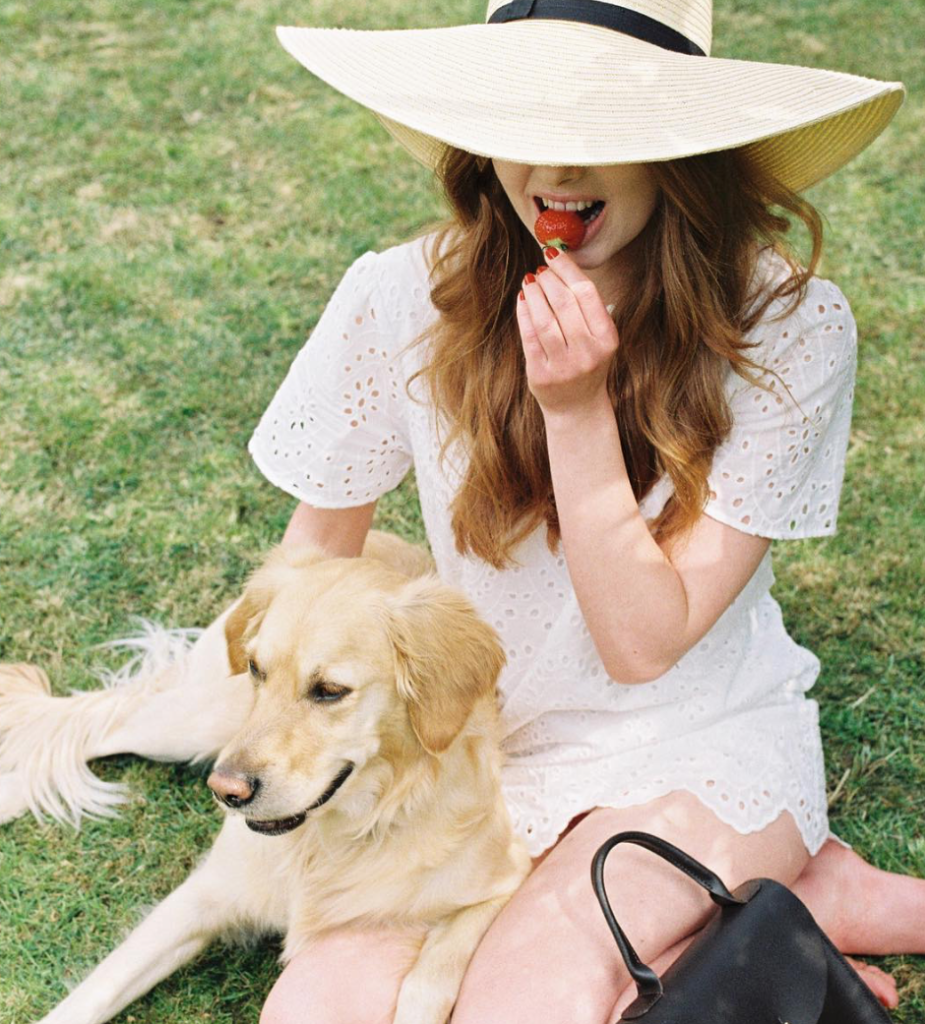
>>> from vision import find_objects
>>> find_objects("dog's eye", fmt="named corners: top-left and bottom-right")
top-left (247, 658), bottom-right (265, 681)
top-left (307, 681), bottom-right (351, 704)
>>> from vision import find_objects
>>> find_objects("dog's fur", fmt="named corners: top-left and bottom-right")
top-left (23, 536), bottom-right (532, 1024)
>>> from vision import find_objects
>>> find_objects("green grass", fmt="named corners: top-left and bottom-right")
top-left (1, 0), bottom-right (923, 1020)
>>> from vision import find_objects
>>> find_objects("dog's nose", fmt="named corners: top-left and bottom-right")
top-left (207, 767), bottom-right (259, 808)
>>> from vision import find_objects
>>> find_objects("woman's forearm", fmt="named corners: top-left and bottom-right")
top-left (543, 396), bottom-right (689, 684)
top-left (281, 500), bottom-right (377, 557)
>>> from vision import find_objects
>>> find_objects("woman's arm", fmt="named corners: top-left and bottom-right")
top-left (519, 252), bottom-right (769, 684)
top-left (281, 500), bottom-right (377, 557)
top-left (544, 399), bottom-right (769, 683)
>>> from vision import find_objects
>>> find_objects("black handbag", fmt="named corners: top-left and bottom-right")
top-left (591, 830), bottom-right (893, 1023)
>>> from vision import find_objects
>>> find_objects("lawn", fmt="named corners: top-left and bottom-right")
top-left (1, 0), bottom-right (923, 1020)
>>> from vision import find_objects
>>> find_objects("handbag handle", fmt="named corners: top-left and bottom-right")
top-left (591, 830), bottom-right (749, 1015)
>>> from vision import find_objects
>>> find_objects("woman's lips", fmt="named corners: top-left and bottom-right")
top-left (579, 203), bottom-right (607, 247)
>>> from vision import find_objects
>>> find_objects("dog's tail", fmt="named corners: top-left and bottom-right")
top-left (0, 621), bottom-right (200, 828)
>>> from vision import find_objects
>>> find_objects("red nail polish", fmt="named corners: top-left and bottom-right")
top-left (544, 246), bottom-right (561, 260)
top-left (519, 289), bottom-right (525, 301)
top-left (536, 266), bottom-right (548, 275)
top-left (523, 273), bottom-right (536, 285)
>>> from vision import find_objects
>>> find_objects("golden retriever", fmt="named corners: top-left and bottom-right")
top-left (33, 537), bottom-right (532, 1024)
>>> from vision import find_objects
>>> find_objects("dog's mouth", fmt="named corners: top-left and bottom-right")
top-left (245, 761), bottom-right (355, 837)
top-left (245, 811), bottom-right (308, 836)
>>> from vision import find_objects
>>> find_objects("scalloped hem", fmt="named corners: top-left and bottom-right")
top-left (508, 783), bottom-right (830, 861)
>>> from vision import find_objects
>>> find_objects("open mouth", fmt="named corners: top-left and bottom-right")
top-left (535, 197), bottom-right (606, 224)
top-left (245, 761), bottom-right (355, 837)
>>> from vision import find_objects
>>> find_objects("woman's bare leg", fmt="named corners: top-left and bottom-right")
top-left (450, 792), bottom-right (808, 1024)
top-left (258, 791), bottom-right (920, 1024)
top-left (606, 835), bottom-right (914, 1015)
top-left (259, 926), bottom-right (426, 1024)
top-left (792, 836), bottom-right (925, 956)
top-left (258, 792), bottom-right (808, 1024)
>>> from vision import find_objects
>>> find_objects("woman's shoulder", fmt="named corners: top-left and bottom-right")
top-left (704, 254), bottom-right (860, 541)
top-left (748, 250), bottom-right (855, 337)
top-left (361, 230), bottom-right (440, 284)
top-left (346, 231), bottom-right (441, 325)
top-left (738, 250), bottom-right (857, 382)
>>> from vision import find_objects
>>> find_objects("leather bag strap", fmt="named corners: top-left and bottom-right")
top-left (590, 831), bottom-right (749, 1010)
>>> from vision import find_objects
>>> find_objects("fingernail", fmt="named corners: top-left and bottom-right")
top-left (523, 273), bottom-right (536, 285)
top-left (544, 247), bottom-right (560, 260)
top-left (519, 289), bottom-right (525, 301)
top-left (536, 266), bottom-right (548, 275)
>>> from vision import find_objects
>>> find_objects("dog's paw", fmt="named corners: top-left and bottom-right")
top-left (0, 662), bottom-right (52, 698)
top-left (393, 971), bottom-right (456, 1024)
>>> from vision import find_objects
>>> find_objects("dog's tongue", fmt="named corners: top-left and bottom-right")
top-left (535, 209), bottom-right (586, 252)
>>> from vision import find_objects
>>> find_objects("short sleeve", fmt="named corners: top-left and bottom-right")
top-left (248, 251), bottom-right (413, 507)
top-left (704, 277), bottom-right (858, 540)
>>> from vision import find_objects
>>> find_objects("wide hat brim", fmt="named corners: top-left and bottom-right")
top-left (276, 21), bottom-right (904, 193)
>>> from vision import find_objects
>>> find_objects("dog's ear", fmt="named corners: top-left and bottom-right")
top-left (385, 576), bottom-right (506, 755)
top-left (225, 544), bottom-right (330, 674)
top-left (224, 589), bottom-right (269, 675)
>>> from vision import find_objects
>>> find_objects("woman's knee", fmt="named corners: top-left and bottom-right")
top-left (259, 925), bottom-right (424, 1024)
top-left (451, 813), bottom-right (702, 1022)
top-left (452, 793), bottom-right (810, 1024)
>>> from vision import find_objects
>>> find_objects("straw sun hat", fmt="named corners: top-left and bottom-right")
top-left (276, 0), bottom-right (904, 193)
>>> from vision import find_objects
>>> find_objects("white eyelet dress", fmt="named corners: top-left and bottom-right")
top-left (248, 234), bottom-right (858, 859)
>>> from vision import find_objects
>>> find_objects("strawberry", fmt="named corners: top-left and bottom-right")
top-left (534, 208), bottom-right (586, 251)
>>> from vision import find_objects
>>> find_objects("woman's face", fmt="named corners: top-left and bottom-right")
top-left (491, 159), bottom-right (659, 297)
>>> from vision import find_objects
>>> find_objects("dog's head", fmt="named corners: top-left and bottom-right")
top-left (208, 545), bottom-right (505, 836)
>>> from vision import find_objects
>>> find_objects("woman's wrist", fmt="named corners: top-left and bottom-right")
top-left (541, 389), bottom-right (629, 502)
top-left (540, 390), bottom-right (616, 437)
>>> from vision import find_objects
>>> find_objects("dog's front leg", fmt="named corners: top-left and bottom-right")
top-left (392, 895), bottom-right (513, 1024)
top-left (36, 859), bottom-right (234, 1024)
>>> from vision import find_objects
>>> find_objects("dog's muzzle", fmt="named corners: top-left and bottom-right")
top-left (245, 761), bottom-right (356, 836)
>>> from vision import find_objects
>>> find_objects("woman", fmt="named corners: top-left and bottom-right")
top-left (245, 3), bottom-right (919, 1020)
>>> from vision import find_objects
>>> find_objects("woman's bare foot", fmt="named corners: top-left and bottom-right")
top-left (844, 956), bottom-right (899, 1010)
top-left (792, 837), bottom-right (925, 955)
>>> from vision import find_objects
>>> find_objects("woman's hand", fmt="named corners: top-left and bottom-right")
top-left (515, 248), bottom-right (619, 418)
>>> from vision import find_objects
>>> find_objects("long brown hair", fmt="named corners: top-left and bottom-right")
top-left (408, 147), bottom-right (823, 569)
